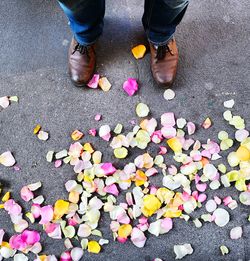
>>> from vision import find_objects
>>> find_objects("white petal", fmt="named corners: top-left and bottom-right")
top-left (213, 208), bottom-right (230, 227)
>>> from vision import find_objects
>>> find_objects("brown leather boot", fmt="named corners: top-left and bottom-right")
top-left (68, 38), bottom-right (96, 87)
top-left (150, 39), bottom-right (179, 87)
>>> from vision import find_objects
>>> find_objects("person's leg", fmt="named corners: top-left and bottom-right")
top-left (58, 0), bottom-right (105, 87)
top-left (58, 0), bottom-right (105, 45)
top-left (142, 0), bottom-right (189, 87)
top-left (142, 0), bottom-right (189, 46)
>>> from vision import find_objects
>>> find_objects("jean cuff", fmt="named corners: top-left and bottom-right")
top-left (74, 34), bottom-right (98, 46)
top-left (147, 33), bottom-right (174, 47)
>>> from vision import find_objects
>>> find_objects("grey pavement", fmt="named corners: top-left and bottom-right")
top-left (0, 0), bottom-right (250, 260)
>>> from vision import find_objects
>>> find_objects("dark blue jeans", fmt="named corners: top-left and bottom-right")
top-left (59, 0), bottom-right (189, 46)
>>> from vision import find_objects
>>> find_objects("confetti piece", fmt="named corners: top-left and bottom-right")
top-left (98, 77), bottom-right (112, 92)
top-left (123, 78), bottom-right (138, 96)
top-left (163, 89), bottom-right (175, 100)
top-left (131, 44), bottom-right (146, 59)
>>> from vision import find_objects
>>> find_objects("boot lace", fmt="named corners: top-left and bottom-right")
top-left (156, 44), bottom-right (171, 60)
top-left (72, 43), bottom-right (89, 56)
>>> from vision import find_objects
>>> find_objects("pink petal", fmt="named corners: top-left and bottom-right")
top-left (123, 78), bottom-right (138, 96)
top-left (187, 122), bottom-right (196, 135)
top-left (160, 218), bottom-right (173, 233)
top-left (151, 130), bottom-right (163, 144)
top-left (196, 183), bottom-right (207, 192)
top-left (39, 205), bottom-right (54, 225)
top-left (21, 230), bottom-right (40, 245)
top-left (88, 128), bottom-right (97, 136)
top-left (0, 151), bottom-right (16, 167)
top-left (20, 186), bottom-right (34, 202)
top-left (4, 199), bottom-right (22, 215)
top-left (95, 114), bottom-right (102, 121)
top-left (45, 223), bottom-right (62, 239)
top-left (31, 204), bottom-right (41, 218)
top-left (131, 228), bottom-right (146, 248)
top-left (60, 251), bottom-right (72, 261)
top-left (159, 146), bottom-right (167, 155)
top-left (101, 163), bottom-right (116, 175)
top-left (161, 126), bottom-right (176, 138)
top-left (68, 142), bottom-right (83, 158)
top-left (104, 184), bottom-right (119, 196)
top-left (223, 196), bottom-right (233, 206)
top-left (161, 112), bottom-right (175, 127)
top-left (0, 96), bottom-right (10, 108)
top-left (0, 229), bottom-right (5, 245)
top-left (87, 74), bottom-right (100, 89)
top-left (9, 234), bottom-right (27, 250)
top-left (55, 159), bottom-right (62, 168)
top-left (197, 193), bottom-right (207, 203)
top-left (117, 212), bottom-right (130, 224)
top-left (117, 237), bottom-right (128, 243)
top-left (145, 168), bottom-right (158, 177)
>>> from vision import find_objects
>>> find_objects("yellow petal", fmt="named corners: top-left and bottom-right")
top-left (53, 199), bottom-right (69, 220)
top-left (236, 146), bottom-right (250, 161)
top-left (142, 194), bottom-right (161, 217)
top-left (71, 130), bottom-right (84, 141)
top-left (135, 170), bottom-right (147, 187)
top-left (131, 44), bottom-right (146, 59)
top-left (83, 143), bottom-right (94, 154)
top-left (167, 137), bottom-right (182, 153)
top-left (69, 191), bottom-right (80, 204)
top-left (163, 208), bottom-right (182, 218)
top-left (98, 77), bottom-right (112, 92)
top-left (118, 224), bottom-right (132, 238)
top-left (33, 124), bottom-right (41, 135)
top-left (88, 241), bottom-right (101, 254)
top-left (2, 191), bottom-right (11, 202)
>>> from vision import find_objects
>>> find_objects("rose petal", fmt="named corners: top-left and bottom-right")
top-left (163, 89), bottom-right (175, 100)
top-left (0, 151), bottom-right (16, 167)
top-left (174, 244), bottom-right (193, 259)
top-left (131, 228), bottom-right (146, 248)
top-left (213, 208), bottom-right (230, 227)
top-left (20, 186), bottom-right (34, 202)
top-left (98, 77), bottom-right (112, 92)
top-left (230, 226), bottom-right (243, 240)
top-left (136, 103), bottom-right (150, 117)
top-left (0, 96), bottom-right (10, 108)
top-left (39, 205), bottom-right (54, 224)
top-left (123, 78), bottom-right (138, 96)
top-left (87, 74), bottom-right (100, 88)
